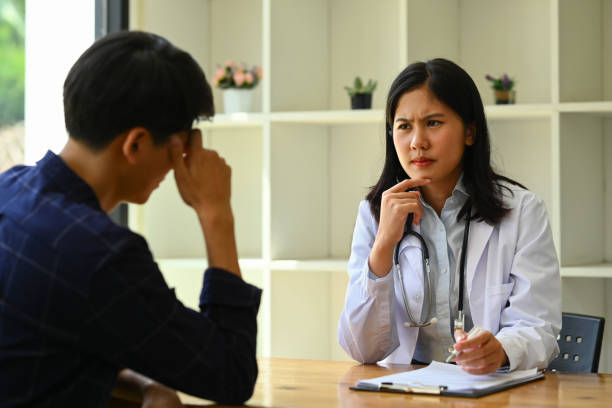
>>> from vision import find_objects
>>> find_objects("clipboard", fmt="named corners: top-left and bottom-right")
top-left (349, 361), bottom-right (545, 398)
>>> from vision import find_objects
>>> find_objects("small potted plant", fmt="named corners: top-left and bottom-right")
top-left (213, 61), bottom-right (263, 114)
top-left (344, 76), bottom-right (377, 109)
top-left (485, 73), bottom-right (515, 104)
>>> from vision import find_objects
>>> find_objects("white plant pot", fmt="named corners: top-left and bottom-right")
top-left (223, 88), bottom-right (253, 114)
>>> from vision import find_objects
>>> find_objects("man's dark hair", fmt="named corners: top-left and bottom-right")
top-left (63, 31), bottom-right (214, 150)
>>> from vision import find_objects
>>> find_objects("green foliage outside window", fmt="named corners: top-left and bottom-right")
top-left (0, 0), bottom-right (25, 127)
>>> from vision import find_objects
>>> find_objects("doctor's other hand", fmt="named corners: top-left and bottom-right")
top-left (169, 129), bottom-right (232, 219)
top-left (452, 329), bottom-right (509, 375)
top-left (369, 178), bottom-right (430, 278)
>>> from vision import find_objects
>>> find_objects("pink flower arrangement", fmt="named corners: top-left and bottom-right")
top-left (213, 60), bottom-right (262, 89)
top-left (233, 72), bottom-right (245, 86)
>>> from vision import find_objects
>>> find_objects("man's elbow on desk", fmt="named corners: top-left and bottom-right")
top-left (179, 345), bottom-right (258, 405)
top-left (218, 353), bottom-right (258, 405)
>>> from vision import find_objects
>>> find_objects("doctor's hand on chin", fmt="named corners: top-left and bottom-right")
top-left (451, 329), bottom-right (509, 375)
top-left (368, 178), bottom-right (430, 278)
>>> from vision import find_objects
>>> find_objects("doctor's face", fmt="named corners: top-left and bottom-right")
top-left (392, 86), bottom-right (474, 187)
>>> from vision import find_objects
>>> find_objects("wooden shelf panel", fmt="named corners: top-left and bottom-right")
top-left (192, 102), bottom-right (612, 130)
top-left (199, 105), bottom-right (562, 129)
top-left (560, 263), bottom-right (612, 278)
top-left (156, 258), bottom-right (265, 271)
top-left (155, 258), bottom-right (612, 278)
top-left (558, 102), bottom-right (612, 116)
top-left (269, 110), bottom-right (384, 124)
top-left (270, 259), bottom-right (348, 272)
top-left (198, 113), bottom-right (265, 128)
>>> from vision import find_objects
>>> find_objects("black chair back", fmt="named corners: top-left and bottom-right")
top-left (548, 312), bottom-right (605, 373)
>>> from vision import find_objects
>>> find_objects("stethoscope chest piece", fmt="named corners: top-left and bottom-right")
top-left (403, 316), bottom-right (439, 328)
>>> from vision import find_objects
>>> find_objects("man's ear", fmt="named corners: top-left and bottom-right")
top-left (121, 127), bottom-right (150, 164)
top-left (465, 124), bottom-right (476, 146)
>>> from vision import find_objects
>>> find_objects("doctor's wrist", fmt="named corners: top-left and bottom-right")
top-left (369, 240), bottom-right (394, 278)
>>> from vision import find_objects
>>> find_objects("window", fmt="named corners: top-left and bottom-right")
top-left (0, 0), bottom-right (25, 172)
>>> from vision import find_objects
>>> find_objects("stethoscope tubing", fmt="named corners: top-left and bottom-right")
top-left (394, 201), bottom-right (472, 329)
top-left (395, 229), bottom-right (433, 327)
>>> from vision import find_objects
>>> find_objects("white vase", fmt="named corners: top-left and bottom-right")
top-left (223, 88), bottom-right (253, 114)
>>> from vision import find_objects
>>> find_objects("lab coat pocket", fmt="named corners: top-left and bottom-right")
top-left (472, 282), bottom-right (514, 331)
top-left (489, 282), bottom-right (514, 298)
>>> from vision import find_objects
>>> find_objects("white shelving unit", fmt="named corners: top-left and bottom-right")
top-left (129, 0), bottom-right (612, 372)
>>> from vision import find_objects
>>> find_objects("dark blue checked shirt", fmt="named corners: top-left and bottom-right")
top-left (0, 151), bottom-right (262, 407)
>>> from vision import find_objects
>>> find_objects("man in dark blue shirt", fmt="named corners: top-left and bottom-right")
top-left (0, 31), bottom-right (261, 407)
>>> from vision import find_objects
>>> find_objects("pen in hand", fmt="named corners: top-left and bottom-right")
top-left (445, 325), bottom-right (484, 363)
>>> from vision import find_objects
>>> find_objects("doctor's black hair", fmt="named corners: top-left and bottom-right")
top-left (63, 31), bottom-right (214, 150)
top-left (366, 58), bottom-right (525, 225)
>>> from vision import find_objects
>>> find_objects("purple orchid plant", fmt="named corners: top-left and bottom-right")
top-left (485, 73), bottom-right (515, 91)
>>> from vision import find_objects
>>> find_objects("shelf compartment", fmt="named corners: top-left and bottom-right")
top-left (488, 118), bottom-right (553, 216)
top-left (208, 0), bottom-right (263, 113)
top-left (269, 122), bottom-right (384, 260)
top-left (558, 0), bottom-right (612, 102)
top-left (406, 0), bottom-right (552, 105)
top-left (485, 104), bottom-right (553, 119)
top-left (270, 0), bottom-right (403, 112)
top-left (269, 123), bottom-right (331, 259)
top-left (558, 113), bottom-right (612, 266)
top-left (268, 267), bottom-right (349, 361)
top-left (133, 0), bottom-right (264, 114)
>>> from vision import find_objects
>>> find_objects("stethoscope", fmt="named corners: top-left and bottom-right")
top-left (394, 198), bottom-right (472, 335)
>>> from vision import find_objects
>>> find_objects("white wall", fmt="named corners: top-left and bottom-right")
top-left (24, 0), bottom-right (95, 163)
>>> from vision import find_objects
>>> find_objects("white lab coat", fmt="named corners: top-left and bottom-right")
top-left (338, 185), bottom-right (561, 371)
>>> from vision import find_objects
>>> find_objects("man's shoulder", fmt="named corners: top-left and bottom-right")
top-left (0, 163), bottom-right (144, 262)
top-left (51, 202), bottom-right (141, 256)
top-left (0, 163), bottom-right (29, 196)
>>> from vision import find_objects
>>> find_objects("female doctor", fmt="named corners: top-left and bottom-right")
top-left (338, 59), bottom-right (561, 374)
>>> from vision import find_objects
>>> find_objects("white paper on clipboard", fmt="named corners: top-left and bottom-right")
top-left (356, 361), bottom-right (540, 392)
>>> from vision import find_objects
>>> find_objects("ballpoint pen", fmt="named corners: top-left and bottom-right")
top-left (380, 382), bottom-right (446, 394)
top-left (445, 325), bottom-right (483, 363)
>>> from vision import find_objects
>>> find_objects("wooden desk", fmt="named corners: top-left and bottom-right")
top-left (179, 358), bottom-right (612, 407)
